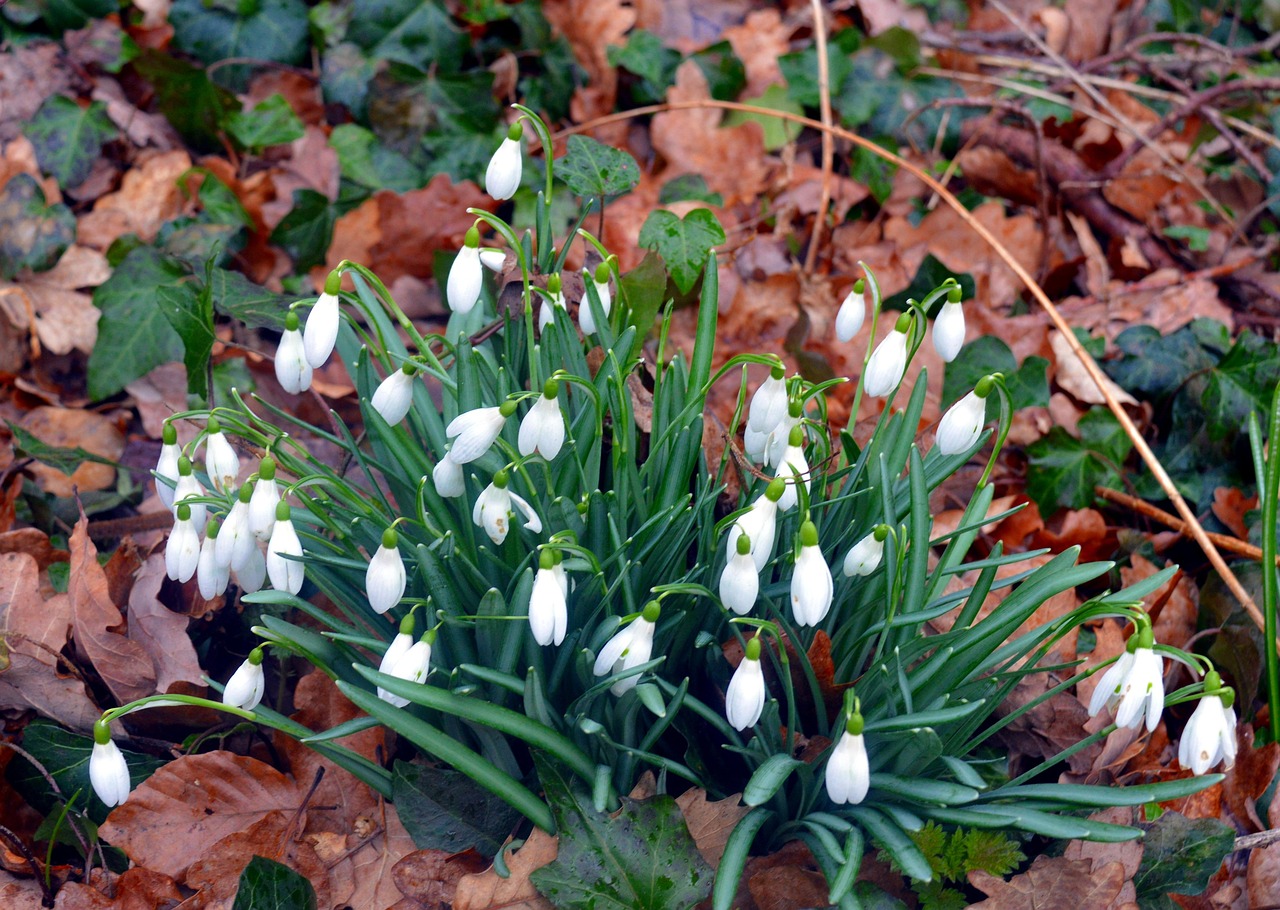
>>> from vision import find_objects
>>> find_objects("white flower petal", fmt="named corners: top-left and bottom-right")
top-left (725, 657), bottom-right (766, 730)
top-left (303, 291), bottom-right (341, 368)
top-left (90, 739), bottom-right (131, 807)
top-left (863, 330), bottom-right (908, 398)
top-left (275, 328), bottom-right (312, 394)
top-left (835, 288), bottom-right (865, 342)
top-left (223, 657), bottom-right (265, 711)
top-left (932, 301), bottom-right (966, 363)
top-left (936, 390), bottom-right (987, 456)
top-left (485, 135), bottom-right (523, 201)
top-left (447, 245), bottom-right (484, 315)
top-left (825, 730), bottom-right (869, 805)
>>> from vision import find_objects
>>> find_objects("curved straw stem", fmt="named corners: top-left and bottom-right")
top-left (558, 99), bottom-right (1267, 638)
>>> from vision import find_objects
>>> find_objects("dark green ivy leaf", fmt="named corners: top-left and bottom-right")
top-left (1024, 406), bottom-right (1133, 513)
top-left (270, 189), bottom-right (336, 273)
top-left (131, 50), bottom-right (238, 151)
top-left (224, 94), bottom-right (305, 152)
top-left (637, 208), bottom-right (725, 295)
top-left (1134, 811), bottom-right (1233, 907)
top-left (208, 268), bottom-right (291, 330)
top-left (0, 174), bottom-right (76, 278)
top-left (944, 335), bottom-right (1048, 411)
top-left (159, 281), bottom-right (216, 402)
top-left (24, 96), bottom-right (117, 189)
top-left (558, 135), bottom-right (640, 200)
top-left (883, 254), bottom-right (975, 312)
top-left (346, 0), bottom-right (465, 71)
top-left (33, 0), bottom-right (116, 33)
top-left (391, 760), bottom-right (521, 855)
top-left (231, 855), bottom-right (317, 910)
top-left (170, 0), bottom-right (309, 89)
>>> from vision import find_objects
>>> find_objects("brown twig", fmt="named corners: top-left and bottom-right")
top-left (0, 824), bottom-right (55, 907)
top-left (1094, 486), bottom-right (1269, 566)
top-left (1235, 828), bottom-right (1280, 851)
top-left (803, 0), bottom-right (833, 275)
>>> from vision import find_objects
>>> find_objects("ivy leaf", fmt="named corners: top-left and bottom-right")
top-left (1197, 330), bottom-right (1280, 441)
top-left (208, 268), bottom-right (290, 330)
top-left (169, 0), bottom-right (309, 88)
top-left (1024, 406), bottom-right (1132, 512)
top-left (944, 335), bottom-right (1048, 410)
top-left (330, 124), bottom-right (421, 193)
top-left (607, 30), bottom-right (680, 105)
top-left (270, 189), bottom-right (336, 273)
top-left (391, 760), bottom-right (521, 855)
top-left (159, 280), bottom-right (216, 402)
top-left (34, 0), bottom-right (115, 32)
top-left (1103, 323), bottom-right (1214, 400)
top-left (557, 135), bottom-right (640, 200)
top-left (530, 753), bottom-right (713, 910)
top-left (637, 208), bottom-right (725, 295)
top-left (1134, 811), bottom-right (1233, 907)
top-left (24, 96), bottom-right (117, 188)
top-left (231, 856), bottom-right (317, 910)
top-left (658, 175), bottom-right (722, 207)
top-left (224, 94), bottom-right (305, 152)
top-left (132, 50), bottom-right (238, 151)
top-left (883, 254), bottom-right (976, 312)
top-left (346, 0), bottom-right (465, 71)
top-left (0, 174), bottom-right (76, 278)
top-left (617, 251), bottom-right (668, 362)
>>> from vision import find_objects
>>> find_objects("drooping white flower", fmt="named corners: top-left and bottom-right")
top-left (774, 424), bottom-right (810, 512)
top-left (1088, 624), bottom-right (1165, 733)
top-left (366, 528), bottom-right (407, 615)
top-left (155, 423), bottom-right (180, 511)
top-left (371, 363), bottom-right (418, 426)
top-left (825, 713), bottom-right (870, 805)
top-left (932, 296), bottom-right (965, 363)
top-left (198, 520), bottom-right (230, 600)
top-left (518, 381), bottom-right (565, 460)
top-left (203, 417), bottom-right (239, 493)
top-left (303, 272), bottom-right (343, 368)
top-left (529, 549), bottom-right (568, 646)
top-left (216, 483), bottom-right (256, 572)
top-left (248, 457), bottom-right (279, 542)
top-left (172, 456), bottom-right (206, 531)
top-left (165, 503), bottom-right (200, 583)
top-left (593, 602), bottom-right (660, 696)
top-left (432, 454), bottom-right (465, 498)
top-left (233, 544), bottom-right (266, 594)
top-left (480, 249), bottom-right (506, 271)
top-left (835, 280), bottom-right (866, 342)
top-left (719, 533), bottom-right (759, 615)
top-left (725, 638), bottom-right (767, 730)
top-left (791, 521), bottom-right (834, 627)
top-left (378, 614), bottom-right (417, 703)
top-left (936, 384), bottom-right (990, 456)
top-left (446, 402), bottom-right (515, 464)
top-left (580, 262), bottom-right (612, 335)
top-left (745, 367), bottom-right (788, 464)
top-left (382, 632), bottom-right (434, 708)
top-left (89, 721), bottom-right (130, 808)
top-left (763, 408), bottom-right (801, 469)
top-left (447, 228), bottom-right (484, 315)
top-left (223, 647), bottom-right (266, 711)
top-left (727, 480), bottom-right (785, 572)
top-left (266, 500), bottom-right (305, 595)
top-left (472, 470), bottom-right (541, 545)
top-left (863, 314), bottom-right (912, 398)
top-left (538, 274), bottom-right (566, 330)
top-left (275, 311), bottom-right (312, 394)
top-left (1179, 672), bottom-right (1237, 775)
top-left (842, 528), bottom-right (886, 578)
top-left (485, 123), bottom-right (523, 201)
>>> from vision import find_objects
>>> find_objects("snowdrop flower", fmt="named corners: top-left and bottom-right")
top-left (203, 416), bottom-right (239, 493)
top-left (197, 520), bottom-right (230, 600)
top-left (538, 274), bottom-right (566, 330)
top-left (744, 365), bottom-right (788, 463)
top-left (719, 533), bottom-right (759, 615)
top-left (217, 483), bottom-right (256, 572)
top-left (266, 500), bottom-right (305, 595)
top-left (835, 279), bottom-right (866, 342)
top-left (446, 401), bottom-right (516, 464)
top-left (303, 270), bottom-right (343, 368)
top-left (825, 703), bottom-right (870, 805)
top-left (172, 457), bottom-right (206, 531)
top-left (155, 422), bottom-right (181, 510)
top-left (937, 377), bottom-right (995, 456)
top-left (580, 261), bottom-right (612, 335)
top-left (248, 456), bottom-right (279, 542)
top-left (863, 313), bottom-right (912, 398)
top-left (234, 544), bottom-right (266, 594)
top-left (842, 526), bottom-right (887, 578)
top-left (275, 311), bottom-right (312, 394)
top-left (932, 288), bottom-right (965, 363)
top-left (529, 549), bottom-right (568, 646)
top-left (480, 249), bottom-right (506, 271)
top-left (727, 479), bottom-right (785, 572)
top-left (90, 720), bottom-right (130, 808)
top-left (485, 122), bottom-right (523, 201)
top-left (223, 647), bottom-right (265, 711)
top-left (774, 424), bottom-right (809, 512)
top-left (433, 455), bottom-right (465, 498)
top-left (763, 402), bottom-right (802, 469)
top-left (791, 521), bottom-right (834, 627)
top-left (371, 362), bottom-right (418, 426)
top-left (1179, 671), bottom-right (1237, 775)
top-left (165, 503), bottom-right (200, 583)
top-left (519, 380), bottom-right (565, 460)
top-left (1088, 620), bottom-right (1165, 733)
top-left (366, 527), bottom-right (407, 615)
top-left (447, 227), bottom-right (484, 315)
top-left (382, 630), bottom-right (435, 707)
top-left (593, 601), bottom-right (660, 696)
top-left (378, 614), bottom-right (417, 703)
top-left (473, 469), bottom-right (542, 545)
top-left (725, 637), bottom-right (767, 730)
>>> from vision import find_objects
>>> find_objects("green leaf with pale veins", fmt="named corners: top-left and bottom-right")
top-left (1024, 406), bottom-right (1132, 513)
top-left (208, 268), bottom-right (290, 330)
top-left (1134, 811), bottom-right (1233, 907)
top-left (170, 0), bottom-right (309, 88)
top-left (159, 280), bottom-right (216, 401)
top-left (24, 96), bottom-right (117, 188)
top-left (558, 135), bottom-right (640, 200)
top-left (637, 208), bottom-right (725, 295)
top-left (231, 856), bottom-right (317, 910)
top-left (224, 94), bottom-right (305, 152)
top-left (0, 174), bottom-right (76, 278)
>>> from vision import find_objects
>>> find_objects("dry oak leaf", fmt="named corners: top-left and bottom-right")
top-left (968, 855), bottom-right (1125, 909)
top-left (451, 827), bottom-right (558, 910)
top-left (77, 150), bottom-right (194, 250)
top-left (391, 847), bottom-right (490, 910)
top-left (0, 869), bottom-right (46, 910)
top-left (69, 511), bottom-right (157, 704)
top-left (541, 0), bottom-right (634, 105)
top-left (183, 809), bottom-right (329, 910)
top-left (328, 803), bottom-right (418, 910)
top-left (127, 553), bottom-right (204, 693)
top-left (98, 751), bottom-right (304, 880)
top-left (1248, 841), bottom-right (1280, 909)
top-left (0, 245), bottom-right (109, 357)
top-left (54, 866), bottom-right (183, 910)
top-left (722, 8), bottom-right (790, 97)
top-left (17, 406), bottom-right (124, 497)
top-left (1049, 330), bottom-right (1137, 407)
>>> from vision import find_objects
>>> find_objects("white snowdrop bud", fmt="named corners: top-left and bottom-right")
top-left (447, 227), bottom-right (484, 315)
top-left (835, 279), bottom-right (866, 342)
top-left (223, 647), bottom-right (266, 711)
top-left (275, 311), bottom-right (312, 394)
top-left (485, 122), bottom-right (523, 201)
top-left (371, 363), bottom-right (418, 426)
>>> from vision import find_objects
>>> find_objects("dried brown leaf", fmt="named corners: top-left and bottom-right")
top-left (391, 847), bottom-right (489, 910)
top-left (969, 855), bottom-right (1125, 909)
top-left (16, 406), bottom-right (124, 497)
top-left (54, 867), bottom-right (183, 910)
top-left (183, 809), bottom-right (328, 910)
top-left (451, 828), bottom-right (558, 910)
top-left (328, 803), bottom-right (417, 910)
top-left (127, 554), bottom-right (204, 692)
top-left (1050, 330), bottom-right (1137, 406)
top-left (77, 150), bottom-right (193, 250)
top-left (675, 789), bottom-right (749, 867)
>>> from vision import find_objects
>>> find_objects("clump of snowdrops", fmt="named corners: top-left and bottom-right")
top-left (93, 108), bottom-right (1229, 905)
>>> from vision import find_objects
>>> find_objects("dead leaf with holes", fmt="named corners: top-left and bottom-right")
top-left (969, 855), bottom-right (1125, 909)
top-left (0, 245), bottom-right (109, 357)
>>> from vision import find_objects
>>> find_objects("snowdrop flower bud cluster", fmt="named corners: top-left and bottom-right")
top-left (267, 499), bottom-right (305, 595)
top-left (371, 362), bottom-right (418, 426)
top-left (774, 424), bottom-right (809, 512)
top-left (1179, 671), bottom-right (1237, 775)
top-left (580, 261), bottom-right (612, 335)
top-left (936, 375), bottom-right (995, 456)
top-left (1088, 617), bottom-right (1164, 733)
top-left (473, 469), bottom-right (542, 545)
top-left (725, 636), bottom-right (767, 730)
top-left (931, 286), bottom-right (965, 363)
top-left (378, 613), bottom-right (417, 704)
top-left (791, 521), bottom-right (833, 626)
top-left (155, 422), bottom-right (180, 510)
top-left (303, 269), bottom-right (343, 369)
top-left (381, 628), bottom-right (435, 707)
top-left (198, 520), bottom-right (230, 600)
top-left (275, 311), bottom-right (312, 394)
top-left (366, 527), bottom-right (407, 615)
top-left (90, 719), bottom-right (130, 808)
top-left (173, 456), bottom-right (206, 530)
top-left (727, 478), bottom-right (786, 572)
top-left (719, 533), bottom-right (758, 615)
top-left (529, 549), bottom-right (568, 646)
top-left (485, 121), bottom-right (523, 201)
top-left (863, 312), bottom-right (912, 398)
top-left (447, 226), bottom-right (484, 315)
top-left (842, 525), bottom-right (887, 578)
top-left (519, 379), bottom-right (565, 460)
top-left (217, 482), bottom-right (257, 572)
top-left (203, 416), bottom-right (239, 493)
top-left (538, 274), bottom-right (566, 330)
top-left (593, 601), bottom-right (660, 695)
top-left (223, 647), bottom-right (266, 711)
top-left (166, 503), bottom-right (200, 583)
top-left (744, 364), bottom-right (788, 464)
top-left (835, 278), bottom-right (866, 342)
top-left (825, 701), bottom-right (870, 805)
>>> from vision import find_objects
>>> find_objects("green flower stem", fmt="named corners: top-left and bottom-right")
top-left (337, 261), bottom-right (438, 366)
top-left (1258, 382), bottom-right (1280, 742)
top-left (977, 375), bottom-right (1014, 489)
